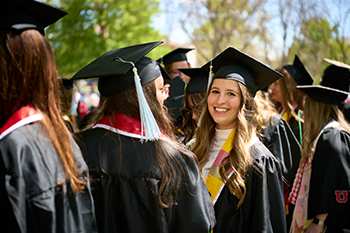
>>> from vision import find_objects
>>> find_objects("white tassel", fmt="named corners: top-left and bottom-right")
top-left (198, 60), bottom-right (214, 128)
top-left (117, 57), bottom-right (161, 142)
top-left (132, 66), bottom-right (161, 142)
top-left (207, 60), bottom-right (213, 90)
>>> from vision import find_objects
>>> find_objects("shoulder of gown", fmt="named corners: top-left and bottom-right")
top-left (74, 127), bottom-right (216, 233)
top-left (0, 123), bottom-right (97, 232)
top-left (308, 127), bottom-right (350, 218)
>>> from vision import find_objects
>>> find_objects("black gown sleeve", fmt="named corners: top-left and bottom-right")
top-left (213, 141), bottom-right (287, 233)
top-left (341, 100), bottom-right (350, 123)
top-left (308, 128), bottom-right (350, 232)
top-left (75, 128), bottom-right (216, 233)
top-left (261, 115), bottom-right (301, 186)
top-left (0, 124), bottom-right (97, 233)
top-left (165, 151), bottom-right (217, 233)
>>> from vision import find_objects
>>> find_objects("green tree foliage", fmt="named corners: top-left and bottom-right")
top-left (44, 0), bottom-right (169, 77)
top-left (177, 0), bottom-right (272, 66)
top-left (289, 16), bottom-right (350, 83)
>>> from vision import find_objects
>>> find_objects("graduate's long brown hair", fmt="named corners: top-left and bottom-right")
top-left (0, 29), bottom-right (86, 192)
top-left (84, 78), bottom-right (194, 208)
top-left (191, 80), bottom-right (257, 208)
top-left (302, 96), bottom-right (350, 164)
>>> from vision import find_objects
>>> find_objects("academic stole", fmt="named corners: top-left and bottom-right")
top-left (282, 112), bottom-right (290, 122)
top-left (290, 120), bottom-right (339, 233)
top-left (281, 102), bottom-right (298, 123)
top-left (93, 113), bottom-right (166, 141)
top-left (205, 128), bottom-right (235, 205)
top-left (62, 114), bottom-right (75, 132)
top-left (0, 104), bottom-right (42, 140)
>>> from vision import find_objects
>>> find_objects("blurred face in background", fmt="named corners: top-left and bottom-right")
top-left (169, 60), bottom-right (191, 83)
top-left (269, 79), bottom-right (284, 106)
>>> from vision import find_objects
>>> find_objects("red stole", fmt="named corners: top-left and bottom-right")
top-left (0, 104), bottom-right (42, 140)
top-left (93, 113), bottom-right (166, 141)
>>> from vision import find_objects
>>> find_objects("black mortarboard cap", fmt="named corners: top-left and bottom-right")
top-left (201, 47), bottom-right (282, 96)
top-left (71, 41), bottom-right (170, 97)
top-left (324, 58), bottom-right (350, 69)
top-left (164, 76), bottom-right (185, 120)
top-left (284, 55), bottom-right (313, 85)
top-left (297, 85), bottom-right (349, 105)
top-left (321, 58), bottom-right (350, 92)
top-left (179, 68), bottom-right (208, 94)
top-left (157, 48), bottom-right (194, 65)
top-left (61, 78), bottom-right (73, 89)
top-left (0, 0), bottom-right (68, 35)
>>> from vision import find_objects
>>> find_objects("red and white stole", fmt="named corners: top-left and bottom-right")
top-left (0, 104), bottom-right (42, 141)
top-left (93, 113), bottom-right (166, 141)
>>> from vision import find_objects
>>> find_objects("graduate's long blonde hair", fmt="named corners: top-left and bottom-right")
top-left (302, 96), bottom-right (350, 164)
top-left (255, 90), bottom-right (279, 136)
top-left (191, 79), bottom-right (258, 208)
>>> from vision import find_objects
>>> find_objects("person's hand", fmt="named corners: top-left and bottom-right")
top-left (303, 223), bottom-right (323, 233)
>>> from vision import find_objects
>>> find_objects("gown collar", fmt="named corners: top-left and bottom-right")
top-left (0, 104), bottom-right (42, 140)
top-left (93, 113), bottom-right (166, 141)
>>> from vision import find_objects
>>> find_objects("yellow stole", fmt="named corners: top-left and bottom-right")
top-left (205, 128), bottom-right (235, 204)
top-left (282, 111), bottom-right (290, 122)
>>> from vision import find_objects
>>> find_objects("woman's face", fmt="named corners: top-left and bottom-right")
top-left (268, 79), bottom-right (284, 105)
top-left (169, 60), bottom-right (190, 83)
top-left (207, 79), bottom-right (241, 130)
top-left (155, 76), bottom-right (170, 105)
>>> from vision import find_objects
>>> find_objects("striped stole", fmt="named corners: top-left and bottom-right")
top-left (205, 128), bottom-right (235, 204)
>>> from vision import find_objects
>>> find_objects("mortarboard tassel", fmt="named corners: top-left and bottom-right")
top-left (207, 60), bottom-right (213, 90)
top-left (117, 58), bottom-right (161, 142)
top-left (198, 60), bottom-right (214, 128)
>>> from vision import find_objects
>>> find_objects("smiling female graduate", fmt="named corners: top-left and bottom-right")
top-left (191, 47), bottom-right (287, 233)
top-left (289, 85), bottom-right (350, 233)
top-left (0, 1), bottom-right (96, 232)
top-left (72, 41), bottom-right (216, 233)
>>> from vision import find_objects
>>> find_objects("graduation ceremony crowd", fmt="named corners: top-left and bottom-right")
top-left (1, 1), bottom-right (350, 233)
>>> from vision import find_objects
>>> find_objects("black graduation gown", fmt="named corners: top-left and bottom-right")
top-left (164, 76), bottom-right (185, 139)
top-left (308, 127), bottom-right (350, 233)
top-left (63, 119), bottom-right (75, 133)
top-left (260, 114), bottom-right (301, 186)
top-left (164, 76), bottom-right (185, 123)
top-left (288, 113), bottom-right (303, 146)
top-left (260, 115), bottom-right (301, 230)
top-left (74, 128), bottom-right (216, 233)
top-left (0, 123), bottom-right (97, 233)
top-left (213, 140), bottom-right (287, 233)
top-left (341, 99), bottom-right (350, 123)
